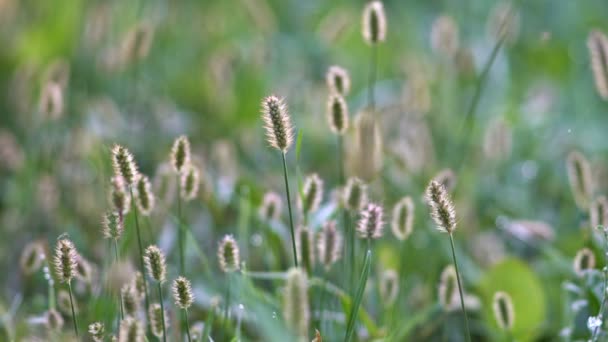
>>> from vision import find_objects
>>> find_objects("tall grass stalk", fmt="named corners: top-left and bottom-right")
top-left (113, 241), bottom-right (124, 320)
top-left (184, 309), bottom-right (192, 342)
top-left (344, 249), bottom-right (372, 342)
top-left (129, 187), bottom-right (150, 320)
top-left (448, 233), bottom-right (472, 342)
top-left (177, 176), bottom-right (185, 275)
top-left (281, 152), bottom-right (298, 267)
top-left (157, 283), bottom-right (167, 342)
top-left (67, 281), bottom-right (79, 337)
top-left (368, 45), bottom-right (378, 109)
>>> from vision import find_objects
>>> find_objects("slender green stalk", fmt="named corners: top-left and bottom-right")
top-left (448, 233), bottom-right (472, 342)
top-left (114, 241), bottom-right (124, 320)
top-left (202, 302), bottom-right (216, 341)
top-left (184, 309), bottom-right (192, 342)
top-left (347, 213), bottom-right (355, 295)
top-left (224, 273), bottom-right (231, 324)
top-left (281, 152), bottom-right (298, 267)
top-left (592, 231), bottom-right (608, 341)
top-left (177, 176), bottom-right (185, 275)
top-left (368, 44), bottom-right (378, 109)
top-left (344, 250), bottom-right (372, 342)
top-left (67, 282), bottom-right (79, 337)
top-left (129, 187), bottom-right (150, 317)
top-left (158, 283), bottom-right (167, 342)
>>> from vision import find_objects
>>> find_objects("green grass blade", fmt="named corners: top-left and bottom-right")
top-left (344, 249), bottom-right (372, 342)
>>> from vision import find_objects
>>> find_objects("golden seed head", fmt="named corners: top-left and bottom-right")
top-left (391, 196), bottom-right (414, 241)
top-left (171, 135), bottom-right (191, 174)
top-left (573, 247), bottom-right (596, 277)
top-left (119, 317), bottom-right (144, 342)
top-left (180, 165), bottom-right (200, 201)
top-left (20, 241), bottom-right (45, 275)
top-left (144, 245), bottom-right (167, 283)
top-left (327, 92), bottom-right (349, 135)
top-left (296, 226), bottom-right (315, 274)
top-left (283, 267), bottom-right (309, 339)
top-left (591, 196), bottom-right (608, 230)
top-left (102, 211), bottom-right (123, 240)
top-left (135, 174), bottom-right (155, 216)
top-left (326, 65), bottom-right (351, 96)
top-left (218, 235), bottom-right (240, 273)
top-left (379, 269), bottom-right (399, 306)
top-left (148, 303), bottom-right (168, 338)
top-left (132, 271), bottom-right (146, 301)
top-left (343, 177), bottom-right (368, 212)
top-left (121, 284), bottom-right (140, 317)
top-left (425, 180), bottom-right (457, 234)
top-left (438, 265), bottom-right (458, 311)
top-left (362, 0), bottom-right (387, 45)
top-left (111, 144), bottom-right (139, 186)
top-left (89, 322), bottom-right (105, 342)
top-left (259, 191), bottom-right (282, 221)
top-left (261, 95), bottom-right (294, 153)
top-left (588, 30), bottom-right (608, 100)
top-left (300, 173), bottom-right (323, 215)
top-left (54, 238), bottom-right (78, 283)
top-left (110, 176), bottom-right (131, 215)
top-left (357, 203), bottom-right (384, 239)
top-left (566, 150), bottom-right (593, 210)
top-left (45, 309), bottom-right (64, 331)
top-left (317, 220), bottom-right (342, 270)
top-left (172, 276), bottom-right (195, 309)
top-left (430, 15), bottom-right (459, 57)
top-left (492, 291), bottom-right (515, 331)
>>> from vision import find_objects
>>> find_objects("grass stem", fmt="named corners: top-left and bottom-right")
top-left (129, 187), bottom-right (150, 323)
top-left (281, 152), bottom-right (298, 267)
top-left (184, 309), bottom-right (192, 342)
top-left (448, 233), bottom-right (472, 342)
top-left (67, 281), bottom-right (79, 337)
top-left (158, 283), bottom-right (167, 342)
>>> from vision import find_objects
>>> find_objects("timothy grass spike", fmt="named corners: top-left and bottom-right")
top-left (492, 291), bottom-right (515, 331)
top-left (172, 276), bottom-right (194, 309)
top-left (111, 145), bottom-right (139, 186)
top-left (135, 174), bottom-right (155, 215)
top-left (171, 135), bottom-right (191, 173)
top-left (180, 165), bottom-right (200, 201)
top-left (357, 203), bottom-right (384, 240)
top-left (362, 1), bottom-right (386, 45)
top-left (218, 235), bottom-right (240, 273)
top-left (144, 245), bottom-right (167, 283)
top-left (317, 220), bottom-right (342, 270)
top-left (425, 180), bottom-right (456, 234)
top-left (283, 268), bottom-right (309, 340)
top-left (326, 65), bottom-right (351, 96)
top-left (391, 196), bottom-right (414, 241)
top-left (300, 173), bottom-right (323, 215)
top-left (327, 93), bottom-right (349, 135)
top-left (261, 95), bottom-right (294, 153)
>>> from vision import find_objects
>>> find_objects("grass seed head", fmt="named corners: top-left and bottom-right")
top-left (492, 291), bottom-right (515, 331)
top-left (89, 322), bottom-right (105, 342)
top-left (391, 196), bottom-right (414, 241)
top-left (39, 81), bottom-right (64, 120)
top-left (135, 174), bottom-right (155, 216)
top-left (102, 211), bottom-right (123, 241)
top-left (172, 276), bottom-right (194, 309)
top-left (438, 265), bottom-right (458, 311)
top-left (121, 284), bottom-right (140, 317)
top-left (357, 203), bottom-right (384, 239)
top-left (20, 241), bottom-right (45, 275)
top-left (180, 165), bottom-right (200, 201)
top-left (591, 195), bottom-right (608, 230)
top-left (218, 235), bottom-right (240, 273)
top-left (261, 95), bottom-right (294, 153)
top-left (362, 1), bottom-right (386, 45)
top-left (566, 150), bottom-right (593, 210)
top-left (300, 173), bottom-right (323, 215)
top-left (171, 135), bottom-right (191, 174)
top-left (111, 145), bottom-right (139, 186)
top-left (119, 317), bottom-right (144, 342)
top-left (343, 177), bottom-right (368, 212)
top-left (54, 238), bottom-right (78, 283)
top-left (144, 245), bottom-right (167, 283)
top-left (283, 267), bottom-right (309, 339)
top-left (425, 180), bottom-right (457, 234)
top-left (573, 247), bottom-right (595, 277)
top-left (110, 176), bottom-right (131, 215)
top-left (45, 309), bottom-right (64, 331)
top-left (327, 92), bottom-right (349, 135)
top-left (259, 191), bottom-right (282, 221)
top-left (148, 303), bottom-right (168, 338)
top-left (379, 269), bottom-right (399, 306)
top-left (317, 220), bottom-right (342, 270)
top-left (296, 226), bottom-right (315, 274)
top-left (326, 65), bottom-right (351, 96)
top-left (588, 30), bottom-right (608, 100)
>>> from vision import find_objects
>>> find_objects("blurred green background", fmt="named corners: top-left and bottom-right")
top-left (2, 0), bottom-right (608, 340)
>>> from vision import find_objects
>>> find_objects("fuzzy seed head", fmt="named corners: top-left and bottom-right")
top-left (379, 269), bottom-right (399, 306)
top-left (283, 268), bottom-right (310, 339)
top-left (391, 196), bottom-right (414, 241)
top-left (300, 173), bottom-right (323, 214)
top-left (327, 93), bottom-right (349, 135)
top-left (259, 191), bottom-right (282, 221)
top-left (430, 15), bottom-right (459, 57)
top-left (171, 135), bottom-right (191, 173)
top-left (492, 291), bottom-right (515, 331)
top-left (317, 220), bottom-right (342, 270)
top-left (261, 95), bottom-right (294, 153)
top-left (357, 203), bottom-right (384, 239)
top-left (425, 180), bottom-right (457, 234)
top-left (432, 168), bottom-right (457, 193)
top-left (296, 226), bottom-right (315, 274)
top-left (75, 254), bottom-right (93, 283)
top-left (180, 165), bottom-right (200, 201)
top-left (567, 151), bottom-right (593, 210)
top-left (148, 303), bottom-right (168, 338)
top-left (135, 174), bottom-right (155, 216)
top-left (352, 111), bottom-right (383, 181)
top-left (343, 177), bottom-right (368, 212)
top-left (326, 65), bottom-right (351, 96)
top-left (574, 247), bottom-right (596, 277)
top-left (172, 276), bottom-right (194, 309)
top-left (132, 272), bottom-right (146, 301)
top-left (591, 196), bottom-right (608, 230)
top-left (111, 144), bottom-right (139, 185)
top-left (45, 309), bottom-right (64, 331)
top-left (218, 235), bottom-right (240, 273)
top-left (121, 284), bottom-right (140, 317)
top-left (144, 245), bottom-right (166, 283)
top-left (89, 322), bottom-right (105, 342)
top-left (54, 238), bottom-right (78, 283)
top-left (110, 176), bottom-right (131, 215)
top-left (119, 317), bottom-right (144, 342)
top-left (362, 1), bottom-right (387, 45)
top-left (438, 265), bottom-right (458, 311)
top-left (20, 241), bottom-right (45, 275)
top-left (102, 211), bottom-right (124, 240)
top-left (588, 30), bottom-right (608, 100)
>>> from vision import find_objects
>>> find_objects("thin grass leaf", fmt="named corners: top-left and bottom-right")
top-left (344, 250), bottom-right (372, 342)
